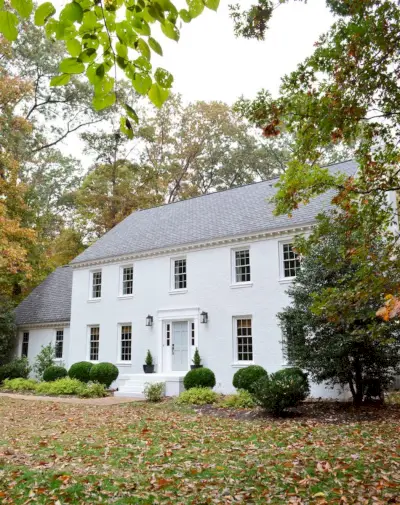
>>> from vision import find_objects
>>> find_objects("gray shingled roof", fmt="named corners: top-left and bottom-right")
top-left (71, 160), bottom-right (357, 265)
top-left (15, 266), bottom-right (72, 326)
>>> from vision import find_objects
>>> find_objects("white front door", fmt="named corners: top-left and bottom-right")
top-left (172, 321), bottom-right (188, 371)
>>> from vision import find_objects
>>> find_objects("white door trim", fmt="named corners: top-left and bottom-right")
top-left (157, 307), bottom-right (201, 372)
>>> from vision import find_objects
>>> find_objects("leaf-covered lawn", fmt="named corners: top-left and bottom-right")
top-left (0, 397), bottom-right (399, 504)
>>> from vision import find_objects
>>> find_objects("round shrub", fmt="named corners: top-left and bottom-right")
top-left (0, 357), bottom-right (31, 382)
top-left (252, 367), bottom-right (310, 416)
top-left (89, 362), bottom-right (119, 388)
top-left (68, 361), bottom-right (93, 383)
top-left (43, 365), bottom-right (67, 382)
top-left (232, 365), bottom-right (268, 393)
top-left (183, 367), bottom-right (216, 390)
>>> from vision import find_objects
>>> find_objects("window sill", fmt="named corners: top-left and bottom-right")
top-left (116, 362), bottom-right (132, 366)
top-left (231, 361), bottom-right (255, 368)
top-left (230, 282), bottom-right (253, 289)
top-left (169, 289), bottom-right (188, 295)
top-left (54, 358), bottom-right (63, 362)
top-left (278, 277), bottom-right (295, 284)
top-left (88, 298), bottom-right (101, 303)
top-left (118, 295), bottom-right (134, 300)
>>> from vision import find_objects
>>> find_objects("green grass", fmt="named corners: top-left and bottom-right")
top-left (0, 397), bottom-right (399, 504)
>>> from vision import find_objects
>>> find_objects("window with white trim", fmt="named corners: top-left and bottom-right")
top-left (173, 258), bottom-right (187, 290)
top-left (121, 266), bottom-right (133, 296)
top-left (234, 317), bottom-right (253, 362)
top-left (21, 332), bottom-right (29, 357)
top-left (91, 270), bottom-right (102, 299)
top-left (55, 329), bottom-right (64, 359)
top-left (120, 325), bottom-right (132, 362)
top-left (89, 326), bottom-right (100, 361)
top-left (282, 243), bottom-right (300, 278)
top-left (234, 249), bottom-right (251, 283)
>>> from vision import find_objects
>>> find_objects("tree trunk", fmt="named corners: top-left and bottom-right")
top-left (352, 357), bottom-right (364, 406)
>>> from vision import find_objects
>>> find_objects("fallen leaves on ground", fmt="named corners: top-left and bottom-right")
top-left (0, 397), bottom-right (399, 504)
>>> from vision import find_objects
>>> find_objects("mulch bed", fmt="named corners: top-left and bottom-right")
top-left (194, 400), bottom-right (400, 423)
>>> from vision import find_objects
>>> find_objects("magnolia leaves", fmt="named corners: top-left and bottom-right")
top-left (0, 0), bottom-right (219, 138)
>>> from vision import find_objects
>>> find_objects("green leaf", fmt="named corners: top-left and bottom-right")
top-left (79, 48), bottom-right (96, 63)
top-left (148, 82), bottom-right (169, 108)
top-left (66, 38), bottom-right (81, 57)
top-left (93, 75), bottom-right (114, 96)
top-left (59, 57), bottom-right (85, 74)
top-left (0, 11), bottom-right (18, 41)
top-left (50, 73), bottom-right (71, 86)
top-left (116, 42), bottom-right (128, 59)
top-left (116, 56), bottom-right (127, 69)
top-left (82, 10), bottom-right (97, 30)
top-left (161, 20), bottom-right (179, 41)
top-left (204, 0), bottom-right (219, 11)
top-left (120, 117), bottom-right (134, 139)
top-left (137, 38), bottom-right (151, 60)
top-left (154, 67), bottom-right (173, 89)
top-left (148, 37), bottom-right (163, 56)
top-left (179, 9), bottom-right (191, 23)
top-left (34, 2), bottom-right (56, 26)
top-left (187, 0), bottom-right (204, 18)
top-left (123, 103), bottom-right (139, 123)
top-left (60, 1), bottom-right (83, 24)
top-left (11, 0), bottom-right (33, 18)
top-left (92, 92), bottom-right (116, 111)
top-left (0, 0), bottom-right (4, 9)
top-left (95, 64), bottom-right (105, 78)
top-left (132, 72), bottom-right (152, 95)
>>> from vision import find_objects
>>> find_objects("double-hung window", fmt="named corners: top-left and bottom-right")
top-left (281, 243), bottom-right (300, 279)
top-left (120, 324), bottom-right (132, 362)
top-left (234, 317), bottom-right (253, 362)
top-left (89, 326), bottom-right (100, 361)
top-left (120, 266), bottom-right (133, 296)
top-left (55, 329), bottom-right (64, 359)
top-left (21, 332), bottom-right (29, 357)
top-left (172, 258), bottom-right (187, 290)
top-left (91, 270), bottom-right (102, 299)
top-left (234, 248), bottom-right (251, 283)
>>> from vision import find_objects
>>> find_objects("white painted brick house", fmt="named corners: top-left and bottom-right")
top-left (15, 160), bottom-right (368, 398)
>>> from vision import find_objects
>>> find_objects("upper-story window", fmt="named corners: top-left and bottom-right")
top-left (55, 329), bottom-right (64, 359)
top-left (281, 243), bottom-right (301, 279)
top-left (233, 248), bottom-right (251, 283)
top-left (120, 265), bottom-right (133, 296)
top-left (172, 257), bottom-right (187, 290)
top-left (21, 332), bottom-right (29, 357)
top-left (90, 270), bottom-right (102, 299)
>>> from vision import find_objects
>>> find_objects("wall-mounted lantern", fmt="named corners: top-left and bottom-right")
top-left (146, 315), bottom-right (153, 327)
top-left (200, 311), bottom-right (208, 324)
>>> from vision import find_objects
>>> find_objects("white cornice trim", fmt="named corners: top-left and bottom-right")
top-left (17, 321), bottom-right (70, 330)
top-left (71, 224), bottom-right (314, 270)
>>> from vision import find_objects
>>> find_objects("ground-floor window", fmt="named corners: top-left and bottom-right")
top-left (21, 332), bottom-right (29, 357)
top-left (55, 329), bottom-right (64, 359)
top-left (89, 326), bottom-right (100, 361)
top-left (120, 325), bottom-right (132, 362)
top-left (234, 317), bottom-right (253, 362)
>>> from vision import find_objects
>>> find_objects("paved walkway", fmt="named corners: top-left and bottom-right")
top-left (0, 392), bottom-right (141, 406)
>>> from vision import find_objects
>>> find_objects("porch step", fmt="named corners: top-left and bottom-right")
top-left (115, 373), bottom-right (186, 399)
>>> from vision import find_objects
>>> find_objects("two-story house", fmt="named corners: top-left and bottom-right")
top-left (15, 160), bottom-right (363, 398)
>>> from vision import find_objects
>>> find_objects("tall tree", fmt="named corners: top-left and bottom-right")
top-left (278, 203), bottom-right (400, 404)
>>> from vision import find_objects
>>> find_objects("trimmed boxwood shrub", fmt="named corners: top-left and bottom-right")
top-left (232, 365), bottom-right (267, 393)
top-left (183, 367), bottom-right (216, 390)
top-left (89, 362), bottom-right (119, 388)
top-left (68, 361), bottom-right (93, 383)
top-left (43, 365), bottom-right (68, 382)
top-left (252, 367), bottom-right (310, 416)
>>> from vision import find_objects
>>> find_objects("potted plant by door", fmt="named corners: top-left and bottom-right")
top-left (191, 348), bottom-right (203, 370)
top-left (143, 350), bottom-right (155, 373)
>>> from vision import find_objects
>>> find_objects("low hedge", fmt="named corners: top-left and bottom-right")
top-left (68, 361), bottom-right (93, 383)
top-left (232, 365), bottom-right (268, 393)
top-left (175, 387), bottom-right (219, 405)
top-left (43, 365), bottom-right (68, 382)
top-left (220, 389), bottom-right (256, 409)
top-left (1, 377), bottom-right (107, 398)
top-left (89, 362), bottom-right (119, 388)
top-left (183, 368), bottom-right (216, 390)
top-left (1, 378), bottom-right (38, 391)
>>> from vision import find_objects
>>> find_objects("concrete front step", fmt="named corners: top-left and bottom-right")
top-left (115, 372), bottom-right (186, 398)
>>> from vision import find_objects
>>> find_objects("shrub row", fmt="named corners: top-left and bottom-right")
top-left (1, 377), bottom-right (107, 398)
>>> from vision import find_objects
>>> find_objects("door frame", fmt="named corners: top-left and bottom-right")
top-left (171, 320), bottom-right (189, 372)
top-left (157, 307), bottom-right (200, 373)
